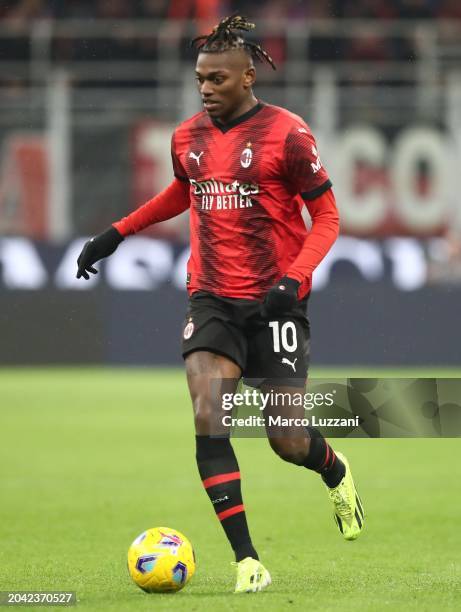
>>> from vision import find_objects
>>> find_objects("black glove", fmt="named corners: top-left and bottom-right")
top-left (76, 226), bottom-right (124, 280)
top-left (262, 276), bottom-right (301, 317)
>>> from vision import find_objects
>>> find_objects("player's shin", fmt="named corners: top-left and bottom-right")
top-left (195, 435), bottom-right (258, 562)
top-left (301, 426), bottom-right (345, 487)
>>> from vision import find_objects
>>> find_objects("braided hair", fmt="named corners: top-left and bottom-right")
top-left (191, 13), bottom-right (277, 71)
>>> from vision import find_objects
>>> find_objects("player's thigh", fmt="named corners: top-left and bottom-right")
top-left (185, 350), bottom-right (241, 435)
top-left (245, 310), bottom-right (310, 457)
top-left (260, 382), bottom-right (309, 461)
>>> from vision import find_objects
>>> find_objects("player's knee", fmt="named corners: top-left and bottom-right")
top-left (192, 394), bottom-right (216, 433)
top-left (270, 437), bottom-right (309, 465)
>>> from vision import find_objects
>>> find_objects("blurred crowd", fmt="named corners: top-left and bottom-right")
top-left (1, 0), bottom-right (460, 91)
top-left (1, 0), bottom-right (461, 21)
top-left (1, 1), bottom-right (460, 267)
top-left (1, 1), bottom-right (460, 63)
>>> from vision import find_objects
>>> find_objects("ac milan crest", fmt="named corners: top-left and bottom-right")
top-left (240, 142), bottom-right (253, 168)
top-left (183, 320), bottom-right (194, 340)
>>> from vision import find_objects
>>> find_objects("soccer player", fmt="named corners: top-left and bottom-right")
top-left (76, 14), bottom-right (365, 593)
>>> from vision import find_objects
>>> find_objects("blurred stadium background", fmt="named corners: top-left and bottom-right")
top-left (1, 0), bottom-right (461, 367)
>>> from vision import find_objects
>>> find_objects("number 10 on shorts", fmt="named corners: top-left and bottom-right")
top-left (268, 321), bottom-right (297, 353)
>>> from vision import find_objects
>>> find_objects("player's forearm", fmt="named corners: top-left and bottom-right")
top-left (113, 178), bottom-right (190, 237)
top-left (286, 188), bottom-right (339, 282)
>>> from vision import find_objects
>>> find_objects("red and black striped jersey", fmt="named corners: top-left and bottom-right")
top-left (115, 100), bottom-right (338, 300)
top-left (171, 101), bottom-right (332, 299)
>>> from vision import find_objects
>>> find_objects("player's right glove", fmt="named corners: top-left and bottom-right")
top-left (76, 226), bottom-right (124, 280)
top-left (261, 275), bottom-right (301, 317)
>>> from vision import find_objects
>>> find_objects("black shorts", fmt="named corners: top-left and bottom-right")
top-left (181, 290), bottom-right (310, 387)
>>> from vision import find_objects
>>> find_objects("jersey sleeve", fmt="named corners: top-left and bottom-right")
top-left (283, 123), bottom-right (332, 200)
top-left (113, 178), bottom-right (190, 237)
top-left (171, 129), bottom-right (188, 182)
top-left (286, 188), bottom-right (339, 283)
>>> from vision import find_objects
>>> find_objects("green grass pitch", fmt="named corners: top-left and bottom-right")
top-left (1, 368), bottom-right (460, 611)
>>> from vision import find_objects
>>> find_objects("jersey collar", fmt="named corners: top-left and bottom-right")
top-left (210, 101), bottom-right (265, 133)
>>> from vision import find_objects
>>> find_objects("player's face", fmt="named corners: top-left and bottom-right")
top-left (195, 50), bottom-right (256, 123)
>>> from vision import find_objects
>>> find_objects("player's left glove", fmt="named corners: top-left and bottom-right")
top-left (262, 276), bottom-right (300, 317)
top-left (76, 226), bottom-right (124, 280)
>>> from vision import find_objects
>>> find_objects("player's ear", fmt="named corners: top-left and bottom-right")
top-left (242, 67), bottom-right (256, 89)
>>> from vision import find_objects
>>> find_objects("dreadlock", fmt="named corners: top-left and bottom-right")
top-left (191, 13), bottom-right (277, 71)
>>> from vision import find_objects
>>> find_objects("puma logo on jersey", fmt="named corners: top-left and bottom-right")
top-left (282, 357), bottom-right (297, 372)
top-left (189, 151), bottom-right (204, 166)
